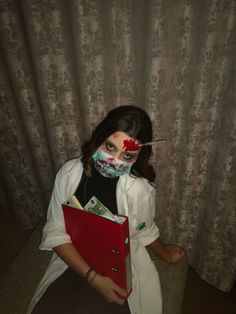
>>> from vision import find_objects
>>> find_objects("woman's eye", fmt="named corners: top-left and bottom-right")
top-left (105, 143), bottom-right (114, 151)
top-left (123, 153), bottom-right (134, 161)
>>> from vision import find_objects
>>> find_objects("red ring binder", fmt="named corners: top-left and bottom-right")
top-left (62, 204), bottom-right (132, 297)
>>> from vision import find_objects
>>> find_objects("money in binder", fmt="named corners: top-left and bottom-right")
top-left (62, 203), bottom-right (132, 297)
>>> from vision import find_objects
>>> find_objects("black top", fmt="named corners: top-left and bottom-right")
top-left (75, 165), bottom-right (119, 215)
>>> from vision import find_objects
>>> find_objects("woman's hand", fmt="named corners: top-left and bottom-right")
top-left (90, 273), bottom-right (127, 305)
top-left (148, 239), bottom-right (186, 263)
top-left (162, 244), bottom-right (186, 263)
top-left (53, 244), bottom-right (127, 304)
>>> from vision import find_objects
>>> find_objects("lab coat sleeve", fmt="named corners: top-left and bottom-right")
top-left (39, 166), bottom-right (72, 250)
top-left (131, 180), bottom-right (160, 247)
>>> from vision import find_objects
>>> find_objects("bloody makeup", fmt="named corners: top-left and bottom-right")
top-left (123, 139), bottom-right (141, 152)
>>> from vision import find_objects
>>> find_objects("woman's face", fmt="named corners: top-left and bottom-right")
top-left (99, 131), bottom-right (141, 163)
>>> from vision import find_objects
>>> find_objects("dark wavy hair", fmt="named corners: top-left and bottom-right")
top-left (81, 105), bottom-right (156, 182)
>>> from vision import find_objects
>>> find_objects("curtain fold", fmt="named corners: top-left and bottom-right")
top-left (0, 0), bottom-right (235, 291)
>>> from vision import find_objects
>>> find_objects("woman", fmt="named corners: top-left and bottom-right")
top-left (28, 105), bottom-right (185, 314)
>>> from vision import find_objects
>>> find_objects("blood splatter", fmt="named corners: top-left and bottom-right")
top-left (98, 159), bottom-right (116, 169)
top-left (107, 157), bottom-right (115, 162)
top-left (123, 139), bottom-right (140, 151)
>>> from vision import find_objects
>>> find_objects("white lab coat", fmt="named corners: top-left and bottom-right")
top-left (27, 158), bottom-right (162, 314)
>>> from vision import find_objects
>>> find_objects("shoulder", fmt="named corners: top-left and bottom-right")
top-left (53, 158), bottom-right (84, 197)
top-left (57, 158), bottom-right (83, 178)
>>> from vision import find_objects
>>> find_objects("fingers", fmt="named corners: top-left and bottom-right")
top-left (109, 281), bottom-right (127, 304)
top-left (92, 274), bottom-right (127, 305)
top-left (176, 246), bottom-right (186, 258)
top-left (176, 246), bottom-right (185, 254)
top-left (165, 245), bottom-right (186, 262)
top-left (113, 283), bottom-right (127, 298)
top-left (105, 289), bottom-right (126, 305)
top-left (174, 247), bottom-right (186, 260)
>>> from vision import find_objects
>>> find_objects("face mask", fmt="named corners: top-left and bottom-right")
top-left (92, 149), bottom-right (133, 178)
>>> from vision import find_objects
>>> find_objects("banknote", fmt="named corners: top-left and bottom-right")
top-left (84, 196), bottom-right (125, 224)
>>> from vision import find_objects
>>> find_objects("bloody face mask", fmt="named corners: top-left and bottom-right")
top-left (92, 149), bottom-right (133, 178)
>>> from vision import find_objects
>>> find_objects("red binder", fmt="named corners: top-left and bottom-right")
top-left (62, 204), bottom-right (132, 296)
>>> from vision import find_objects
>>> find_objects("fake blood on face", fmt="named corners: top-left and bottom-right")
top-left (123, 139), bottom-right (140, 151)
top-left (98, 158), bottom-right (116, 169)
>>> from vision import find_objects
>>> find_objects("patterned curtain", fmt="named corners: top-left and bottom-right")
top-left (0, 0), bottom-right (235, 292)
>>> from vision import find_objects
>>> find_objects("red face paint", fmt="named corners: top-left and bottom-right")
top-left (112, 132), bottom-right (120, 139)
top-left (123, 139), bottom-right (140, 151)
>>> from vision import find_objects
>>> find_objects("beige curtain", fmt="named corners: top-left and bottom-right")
top-left (0, 0), bottom-right (235, 292)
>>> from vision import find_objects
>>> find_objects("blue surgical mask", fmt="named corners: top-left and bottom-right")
top-left (92, 149), bottom-right (133, 178)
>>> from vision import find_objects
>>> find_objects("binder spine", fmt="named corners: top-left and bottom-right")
top-left (119, 217), bottom-right (132, 294)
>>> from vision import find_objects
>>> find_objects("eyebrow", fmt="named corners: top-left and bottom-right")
top-left (105, 139), bottom-right (139, 155)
